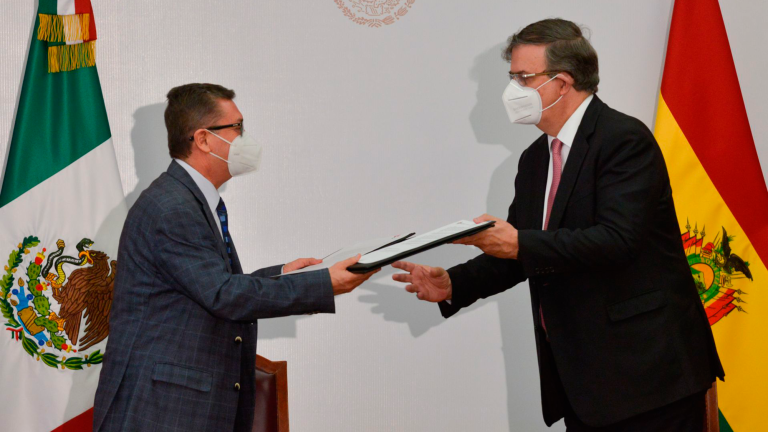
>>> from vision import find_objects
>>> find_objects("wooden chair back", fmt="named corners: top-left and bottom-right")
top-left (252, 355), bottom-right (289, 432)
top-left (704, 381), bottom-right (719, 432)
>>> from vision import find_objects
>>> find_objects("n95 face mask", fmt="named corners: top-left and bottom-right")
top-left (206, 130), bottom-right (263, 177)
top-left (502, 74), bottom-right (562, 125)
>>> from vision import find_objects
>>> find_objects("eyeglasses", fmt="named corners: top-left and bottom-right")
top-left (508, 71), bottom-right (562, 87)
top-left (188, 122), bottom-right (244, 141)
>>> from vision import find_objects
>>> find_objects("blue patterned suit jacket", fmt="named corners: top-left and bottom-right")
top-left (93, 161), bottom-right (334, 431)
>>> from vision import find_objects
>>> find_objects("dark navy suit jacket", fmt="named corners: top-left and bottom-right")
top-left (93, 161), bottom-right (334, 431)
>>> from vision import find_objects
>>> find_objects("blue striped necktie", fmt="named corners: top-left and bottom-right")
top-left (216, 198), bottom-right (233, 266)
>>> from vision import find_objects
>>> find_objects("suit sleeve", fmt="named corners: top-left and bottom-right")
top-left (154, 207), bottom-right (334, 321)
top-left (517, 122), bottom-right (666, 277)
top-left (251, 265), bottom-right (284, 278)
top-left (439, 151), bottom-right (530, 318)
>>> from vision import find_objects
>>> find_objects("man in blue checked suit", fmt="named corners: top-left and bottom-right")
top-left (93, 83), bottom-right (378, 432)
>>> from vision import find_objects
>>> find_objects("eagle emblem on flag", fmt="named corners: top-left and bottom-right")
top-left (1, 236), bottom-right (115, 370)
top-left (682, 220), bottom-right (754, 326)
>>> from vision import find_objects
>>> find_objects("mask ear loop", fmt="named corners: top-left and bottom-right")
top-left (206, 129), bottom-right (234, 146)
top-left (536, 74), bottom-right (564, 112)
top-left (205, 129), bottom-right (233, 164)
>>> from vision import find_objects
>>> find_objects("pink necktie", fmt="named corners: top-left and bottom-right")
top-left (544, 138), bottom-right (563, 230)
top-left (540, 138), bottom-right (563, 337)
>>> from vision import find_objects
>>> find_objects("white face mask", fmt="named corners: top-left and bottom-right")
top-left (206, 130), bottom-right (263, 177)
top-left (502, 74), bottom-right (563, 125)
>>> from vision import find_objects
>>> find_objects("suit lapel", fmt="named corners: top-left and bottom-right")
top-left (546, 96), bottom-right (603, 231)
top-left (229, 239), bottom-right (244, 275)
top-left (167, 161), bottom-right (234, 272)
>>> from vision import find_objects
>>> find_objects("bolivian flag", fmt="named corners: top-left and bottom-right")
top-left (0, 0), bottom-right (126, 430)
top-left (654, 0), bottom-right (768, 430)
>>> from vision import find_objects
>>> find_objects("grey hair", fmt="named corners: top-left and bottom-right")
top-left (503, 18), bottom-right (599, 94)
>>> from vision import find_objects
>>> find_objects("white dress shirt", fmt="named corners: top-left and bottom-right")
top-left (542, 94), bottom-right (594, 229)
top-left (174, 158), bottom-right (224, 239)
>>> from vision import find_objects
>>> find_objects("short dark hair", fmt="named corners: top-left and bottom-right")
top-left (503, 18), bottom-right (599, 94)
top-left (165, 83), bottom-right (236, 159)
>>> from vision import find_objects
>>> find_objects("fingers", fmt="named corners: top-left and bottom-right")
top-left (352, 267), bottom-right (379, 280)
top-left (347, 268), bottom-right (380, 291)
top-left (392, 273), bottom-right (413, 283)
top-left (473, 214), bottom-right (502, 224)
top-left (361, 268), bottom-right (381, 278)
top-left (405, 284), bottom-right (425, 301)
top-left (296, 258), bottom-right (321, 266)
top-left (453, 233), bottom-right (479, 246)
top-left (391, 261), bottom-right (416, 272)
top-left (404, 284), bottom-right (430, 301)
top-left (336, 254), bottom-right (361, 268)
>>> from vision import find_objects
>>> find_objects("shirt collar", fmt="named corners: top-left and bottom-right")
top-left (547, 94), bottom-right (594, 149)
top-left (173, 158), bottom-right (221, 213)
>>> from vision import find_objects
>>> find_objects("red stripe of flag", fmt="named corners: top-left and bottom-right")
top-left (660, 0), bottom-right (768, 261)
top-left (50, 408), bottom-right (93, 432)
top-left (74, 0), bottom-right (97, 41)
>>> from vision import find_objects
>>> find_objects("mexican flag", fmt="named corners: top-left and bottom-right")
top-left (0, 0), bottom-right (126, 430)
top-left (653, 0), bottom-right (768, 430)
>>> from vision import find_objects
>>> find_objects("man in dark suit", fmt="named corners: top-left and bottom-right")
top-left (93, 83), bottom-right (378, 431)
top-left (392, 19), bottom-right (724, 431)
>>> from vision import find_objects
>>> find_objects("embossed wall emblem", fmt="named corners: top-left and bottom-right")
top-left (335, 0), bottom-right (416, 28)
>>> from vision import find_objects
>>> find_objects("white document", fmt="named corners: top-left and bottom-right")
top-left (276, 233), bottom-right (412, 277)
top-left (357, 220), bottom-right (494, 265)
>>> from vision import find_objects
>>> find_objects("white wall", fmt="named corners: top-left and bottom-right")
top-left (1, 1), bottom-right (766, 431)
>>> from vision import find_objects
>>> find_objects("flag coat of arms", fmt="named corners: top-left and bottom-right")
top-left (653, 0), bottom-right (768, 430)
top-left (0, 0), bottom-right (126, 430)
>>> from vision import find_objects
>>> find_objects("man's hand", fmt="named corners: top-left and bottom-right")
top-left (391, 261), bottom-right (452, 302)
top-left (452, 214), bottom-right (519, 259)
top-left (328, 254), bottom-right (380, 296)
top-left (282, 257), bottom-right (323, 274)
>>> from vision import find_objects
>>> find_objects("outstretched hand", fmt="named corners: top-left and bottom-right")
top-left (391, 261), bottom-right (452, 302)
top-left (328, 254), bottom-right (380, 296)
top-left (452, 214), bottom-right (519, 259)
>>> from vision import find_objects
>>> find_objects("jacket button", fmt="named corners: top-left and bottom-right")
top-left (234, 383), bottom-right (240, 391)
top-left (235, 336), bottom-right (242, 344)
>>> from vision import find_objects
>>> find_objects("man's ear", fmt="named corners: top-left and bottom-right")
top-left (192, 129), bottom-right (211, 154)
top-left (557, 72), bottom-right (576, 95)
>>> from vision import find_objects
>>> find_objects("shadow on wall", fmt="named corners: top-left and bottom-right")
top-left (358, 246), bottom-right (487, 337)
top-left (125, 103), bottom-right (172, 209)
top-left (350, 42), bottom-right (552, 431)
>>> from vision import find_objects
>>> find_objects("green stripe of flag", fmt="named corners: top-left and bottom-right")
top-left (0, 12), bottom-right (110, 208)
top-left (719, 409), bottom-right (734, 432)
top-left (38, 0), bottom-right (58, 15)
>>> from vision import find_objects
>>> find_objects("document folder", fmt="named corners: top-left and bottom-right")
top-left (347, 220), bottom-right (495, 273)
